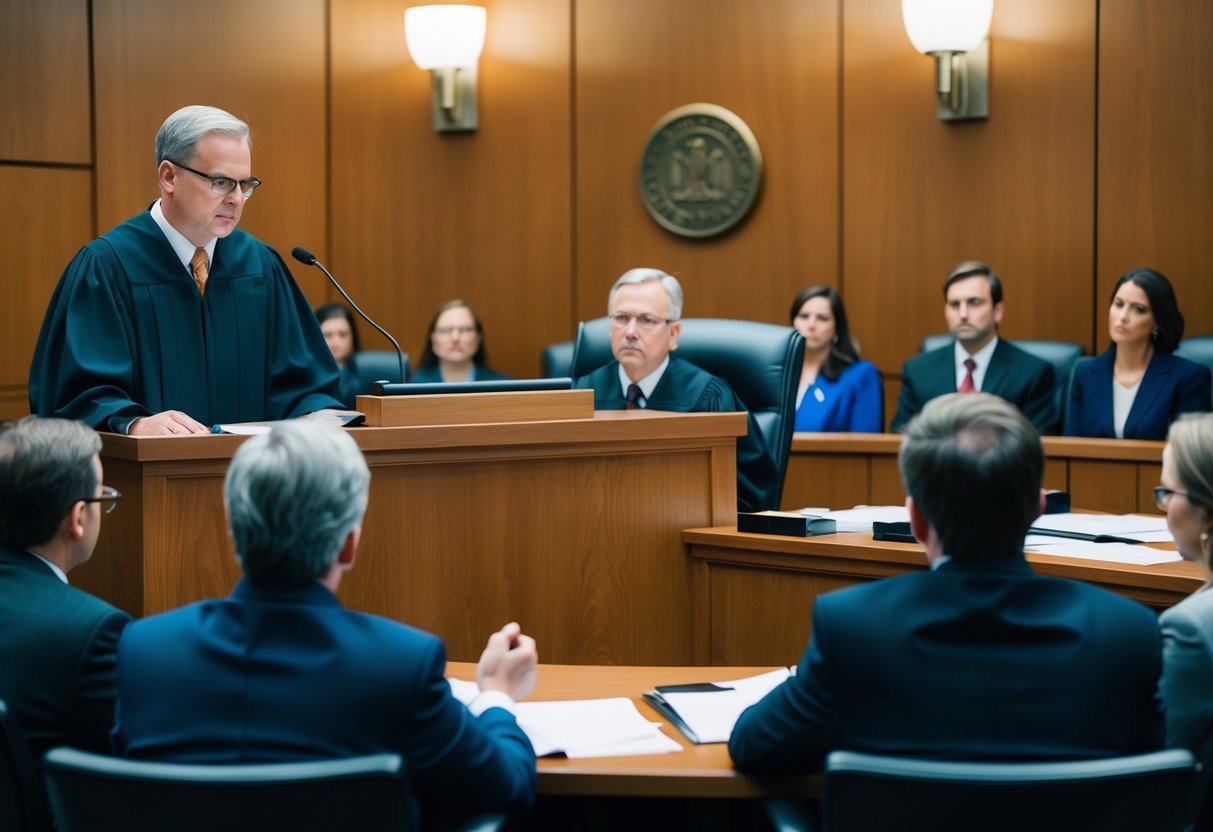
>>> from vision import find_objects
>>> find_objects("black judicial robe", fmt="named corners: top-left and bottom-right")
top-left (29, 212), bottom-right (343, 430)
top-left (576, 356), bottom-right (777, 512)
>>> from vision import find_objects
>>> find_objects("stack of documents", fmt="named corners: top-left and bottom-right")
top-left (642, 668), bottom-right (792, 744)
top-left (1025, 513), bottom-right (1179, 565)
top-left (448, 679), bottom-right (681, 758)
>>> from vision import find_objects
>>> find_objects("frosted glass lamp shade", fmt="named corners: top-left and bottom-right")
top-left (902, 0), bottom-right (993, 54)
top-left (405, 5), bottom-right (486, 69)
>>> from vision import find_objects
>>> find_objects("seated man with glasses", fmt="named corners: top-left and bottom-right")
top-left (575, 268), bottom-right (776, 511)
top-left (29, 105), bottom-right (343, 436)
top-left (0, 417), bottom-right (130, 774)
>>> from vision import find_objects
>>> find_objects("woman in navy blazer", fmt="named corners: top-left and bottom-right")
top-left (789, 285), bottom-right (883, 432)
top-left (1065, 269), bottom-right (1211, 440)
top-left (412, 299), bottom-right (511, 383)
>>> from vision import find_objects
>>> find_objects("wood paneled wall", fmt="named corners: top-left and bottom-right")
top-left (3, 0), bottom-right (1210, 414)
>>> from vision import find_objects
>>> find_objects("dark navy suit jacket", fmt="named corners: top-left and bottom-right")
top-left (892, 339), bottom-right (1056, 433)
top-left (1064, 346), bottom-right (1212, 441)
top-left (0, 545), bottom-right (129, 764)
top-left (729, 557), bottom-right (1164, 774)
top-left (410, 364), bottom-right (511, 383)
top-left (114, 579), bottom-right (535, 825)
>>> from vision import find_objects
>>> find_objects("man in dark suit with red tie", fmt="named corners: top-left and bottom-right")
top-left (891, 261), bottom-right (1056, 433)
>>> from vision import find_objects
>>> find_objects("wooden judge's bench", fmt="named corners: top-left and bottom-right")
top-left (79, 395), bottom-right (744, 667)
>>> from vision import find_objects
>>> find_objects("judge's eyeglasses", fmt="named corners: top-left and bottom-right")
top-left (170, 161), bottom-right (262, 198)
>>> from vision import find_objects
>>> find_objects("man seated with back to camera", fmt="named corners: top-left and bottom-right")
top-left (730, 393), bottom-right (1163, 774)
top-left (113, 421), bottom-right (538, 828)
top-left (574, 268), bottom-right (777, 512)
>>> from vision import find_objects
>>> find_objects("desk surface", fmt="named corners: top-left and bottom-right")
top-left (446, 662), bottom-right (816, 799)
top-left (683, 526), bottom-right (1204, 607)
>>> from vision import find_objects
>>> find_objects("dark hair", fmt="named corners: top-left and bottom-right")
top-left (942, 260), bottom-right (1002, 306)
top-left (314, 303), bottom-right (361, 354)
top-left (420, 299), bottom-right (488, 369)
top-left (789, 285), bottom-right (859, 382)
top-left (899, 393), bottom-right (1043, 562)
top-left (0, 417), bottom-right (101, 550)
top-left (1111, 268), bottom-right (1184, 352)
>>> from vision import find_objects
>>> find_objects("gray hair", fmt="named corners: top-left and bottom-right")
top-left (1167, 413), bottom-right (1213, 573)
top-left (899, 393), bottom-right (1043, 562)
top-left (0, 417), bottom-right (101, 549)
top-left (607, 268), bottom-right (684, 321)
top-left (155, 105), bottom-right (250, 166)
top-left (224, 422), bottom-right (370, 588)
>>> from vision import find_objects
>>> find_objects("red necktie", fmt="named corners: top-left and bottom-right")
top-left (190, 247), bottom-right (209, 298)
top-left (959, 358), bottom-right (977, 394)
top-left (626, 384), bottom-right (643, 410)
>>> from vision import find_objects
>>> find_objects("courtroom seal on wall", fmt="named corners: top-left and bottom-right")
top-left (637, 103), bottom-right (763, 239)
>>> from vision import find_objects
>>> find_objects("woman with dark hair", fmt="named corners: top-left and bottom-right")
top-left (789, 285), bottom-right (883, 432)
top-left (314, 303), bottom-right (361, 408)
top-left (412, 299), bottom-right (510, 383)
top-left (1157, 414), bottom-right (1213, 830)
top-left (1065, 268), bottom-right (1210, 440)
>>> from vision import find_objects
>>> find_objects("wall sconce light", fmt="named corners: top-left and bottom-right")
top-left (902, 0), bottom-right (993, 121)
top-left (404, 4), bottom-right (487, 132)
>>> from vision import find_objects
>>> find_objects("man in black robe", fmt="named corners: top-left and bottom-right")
top-left (29, 105), bottom-right (342, 435)
top-left (575, 268), bottom-right (775, 511)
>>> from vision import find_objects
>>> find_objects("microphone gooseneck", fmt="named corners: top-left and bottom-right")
top-left (292, 247), bottom-right (407, 384)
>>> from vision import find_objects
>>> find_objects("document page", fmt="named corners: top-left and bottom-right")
top-left (649, 668), bottom-right (792, 744)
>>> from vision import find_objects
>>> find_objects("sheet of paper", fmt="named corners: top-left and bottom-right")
top-left (799, 505), bottom-right (910, 532)
top-left (1029, 512), bottom-right (1170, 539)
top-left (1024, 540), bottom-right (1181, 565)
top-left (657, 668), bottom-right (792, 744)
top-left (516, 698), bottom-right (680, 758)
top-left (447, 680), bottom-right (681, 758)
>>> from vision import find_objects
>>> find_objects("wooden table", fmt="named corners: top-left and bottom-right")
top-left (445, 662), bottom-right (816, 799)
top-left (684, 526), bottom-right (1205, 666)
top-left (81, 411), bottom-right (743, 666)
top-left (783, 433), bottom-right (1165, 515)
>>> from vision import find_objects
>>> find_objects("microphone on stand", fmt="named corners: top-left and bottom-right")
top-left (291, 246), bottom-right (407, 385)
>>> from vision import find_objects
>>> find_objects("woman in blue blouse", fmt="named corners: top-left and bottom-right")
top-left (1064, 268), bottom-right (1211, 440)
top-left (314, 303), bottom-right (361, 408)
top-left (789, 285), bottom-right (883, 432)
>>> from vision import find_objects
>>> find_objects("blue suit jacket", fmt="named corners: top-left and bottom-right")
top-left (891, 339), bottom-right (1056, 433)
top-left (114, 579), bottom-right (535, 825)
top-left (729, 557), bottom-right (1164, 774)
top-left (1064, 347), bottom-right (1212, 440)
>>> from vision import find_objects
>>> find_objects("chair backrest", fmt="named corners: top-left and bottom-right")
top-left (42, 748), bottom-right (413, 832)
top-left (0, 700), bottom-right (46, 832)
top-left (571, 317), bottom-right (805, 508)
top-left (356, 350), bottom-right (410, 390)
top-left (540, 340), bottom-right (575, 378)
top-left (1064, 354), bottom-right (1097, 431)
top-left (1177, 335), bottom-right (1213, 408)
top-left (919, 334), bottom-right (1082, 432)
top-left (821, 749), bottom-right (1199, 832)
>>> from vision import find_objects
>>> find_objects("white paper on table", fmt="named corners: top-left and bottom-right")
top-left (448, 677), bottom-right (480, 706)
top-left (1029, 513), bottom-right (1170, 540)
top-left (1024, 540), bottom-right (1181, 565)
top-left (799, 505), bottom-right (910, 532)
top-left (515, 698), bottom-right (680, 758)
top-left (657, 668), bottom-right (792, 744)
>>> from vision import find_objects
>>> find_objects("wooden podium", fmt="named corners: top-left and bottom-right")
top-left (81, 410), bottom-right (744, 665)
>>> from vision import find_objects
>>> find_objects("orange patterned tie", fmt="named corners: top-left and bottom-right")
top-left (190, 247), bottom-right (209, 298)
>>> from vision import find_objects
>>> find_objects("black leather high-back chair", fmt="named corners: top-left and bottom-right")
top-left (540, 340), bottom-right (575, 378)
top-left (572, 317), bottom-right (805, 508)
top-left (920, 334), bottom-right (1082, 432)
top-left (1177, 335), bottom-right (1213, 408)
top-left (356, 350), bottom-right (409, 390)
top-left (42, 748), bottom-right (424, 832)
top-left (763, 748), bottom-right (1200, 832)
top-left (0, 700), bottom-right (46, 832)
